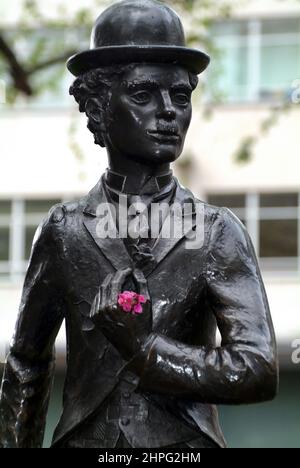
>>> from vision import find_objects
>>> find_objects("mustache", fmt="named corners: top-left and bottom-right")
top-left (154, 122), bottom-right (180, 135)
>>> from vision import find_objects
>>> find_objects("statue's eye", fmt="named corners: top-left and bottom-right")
top-left (131, 91), bottom-right (151, 104)
top-left (172, 92), bottom-right (191, 106)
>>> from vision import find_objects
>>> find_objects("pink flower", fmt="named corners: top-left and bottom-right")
top-left (117, 291), bottom-right (147, 315)
top-left (133, 303), bottom-right (143, 314)
top-left (137, 295), bottom-right (146, 304)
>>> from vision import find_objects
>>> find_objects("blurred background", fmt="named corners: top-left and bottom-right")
top-left (0, 0), bottom-right (299, 448)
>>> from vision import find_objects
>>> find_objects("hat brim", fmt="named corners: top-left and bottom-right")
top-left (67, 45), bottom-right (210, 76)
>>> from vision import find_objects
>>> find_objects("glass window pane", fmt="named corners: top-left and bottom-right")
top-left (25, 199), bottom-right (60, 214)
top-left (25, 226), bottom-right (37, 260)
top-left (261, 18), bottom-right (300, 35)
top-left (0, 228), bottom-right (9, 261)
top-left (260, 43), bottom-right (300, 98)
top-left (210, 43), bottom-right (249, 102)
top-left (29, 66), bottom-right (74, 109)
top-left (0, 272), bottom-right (10, 279)
top-left (260, 219), bottom-right (298, 257)
top-left (212, 21), bottom-right (248, 36)
top-left (260, 193), bottom-right (298, 208)
top-left (0, 201), bottom-right (11, 215)
top-left (207, 194), bottom-right (246, 208)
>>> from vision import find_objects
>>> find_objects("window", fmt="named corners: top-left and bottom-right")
top-left (0, 228), bottom-right (9, 261)
top-left (0, 201), bottom-right (11, 272)
top-left (209, 18), bottom-right (300, 103)
top-left (0, 201), bottom-right (11, 214)
top-left (207, 193), bottom-right (246, 226)
top-left (259, 219), bottom-right (297, 258)
top-left (0, 198), bottom-right (61, 281)
top-left (207, 192), bottom-right (300, 274)
top-left (259, 193), bottom-right (299, 271)
top-left (206, 193), bottom-right (246, 209)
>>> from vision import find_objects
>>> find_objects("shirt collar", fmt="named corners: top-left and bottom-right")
top-left (105, 169), bottom-right (174, 196)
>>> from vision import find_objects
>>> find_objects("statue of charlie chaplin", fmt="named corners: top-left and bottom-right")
top-left (0, 0), bottom-right (278, 448)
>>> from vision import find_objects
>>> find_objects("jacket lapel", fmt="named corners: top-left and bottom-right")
top-left (83, 177), bottom-right (133, 271)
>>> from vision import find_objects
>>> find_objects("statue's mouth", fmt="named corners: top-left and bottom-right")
top-left (147, 129), bottom-right (180, 143)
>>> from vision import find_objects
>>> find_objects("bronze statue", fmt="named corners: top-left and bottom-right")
top-left (0, 0), bottom-right (278, 448)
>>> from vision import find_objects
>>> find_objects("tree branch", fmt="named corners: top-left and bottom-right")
top-left (27, 50), bottom-right (77, 75)
top-left (0, 33), bottom-right (75, 97)
top-left (0, 33), bottom-right (32, 96)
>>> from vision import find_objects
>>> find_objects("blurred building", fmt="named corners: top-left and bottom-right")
top-left (0, 0), bottom-right (299, 448)
top-left (186, 1), bottom-right (300, 359)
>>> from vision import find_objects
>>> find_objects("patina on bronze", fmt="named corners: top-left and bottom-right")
top-left (0, 0), bottom-right (278, 448)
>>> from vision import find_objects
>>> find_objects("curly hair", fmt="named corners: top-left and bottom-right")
top-left (69, 64), bottom-right (199, 147)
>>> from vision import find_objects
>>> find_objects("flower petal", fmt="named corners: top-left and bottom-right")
top-left (138, 294), bottom-right (146, 304)
top-left (123, 304), bottom-right (132, 313)
top-left (133, 303), bottom-right (143, 314)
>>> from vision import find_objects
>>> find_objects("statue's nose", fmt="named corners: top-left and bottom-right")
top-left (156, 91), bottom-right (176, 120)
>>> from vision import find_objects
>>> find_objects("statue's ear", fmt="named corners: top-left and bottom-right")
top-left (85, 97), bottom-right (106, 147)
top-left (85, 97), bottom-right (102, 123)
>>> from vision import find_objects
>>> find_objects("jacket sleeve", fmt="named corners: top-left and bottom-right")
top-left (0, 205), bottom-right (66, 448)
top-left (126, 207), bottom-right (278, 404)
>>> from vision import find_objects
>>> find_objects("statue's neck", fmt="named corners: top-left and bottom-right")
top-left (107, 153), bottom-right (171, 195)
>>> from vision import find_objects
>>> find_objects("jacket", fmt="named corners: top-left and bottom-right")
top-left (0, 177), bottom-right (278, 448)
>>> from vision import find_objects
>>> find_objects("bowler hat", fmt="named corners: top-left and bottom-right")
top-left (67, 0), bottom-right (210, 76)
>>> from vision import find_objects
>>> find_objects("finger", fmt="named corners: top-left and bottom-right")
top-left (133, 268), bottom-right (150, 300)
top-left (100, 273), bottom-right (113, 309)
top-left (110, 268), bottom-right (132, 306)
top-left (90, 292), bottom-right (101, 318)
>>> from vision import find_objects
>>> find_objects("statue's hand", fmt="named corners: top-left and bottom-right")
top-left (89, 268), bottom-right (151, 361)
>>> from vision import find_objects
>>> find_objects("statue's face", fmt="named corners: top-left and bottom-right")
top-left (105, 64), bottom-right (193, 165)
